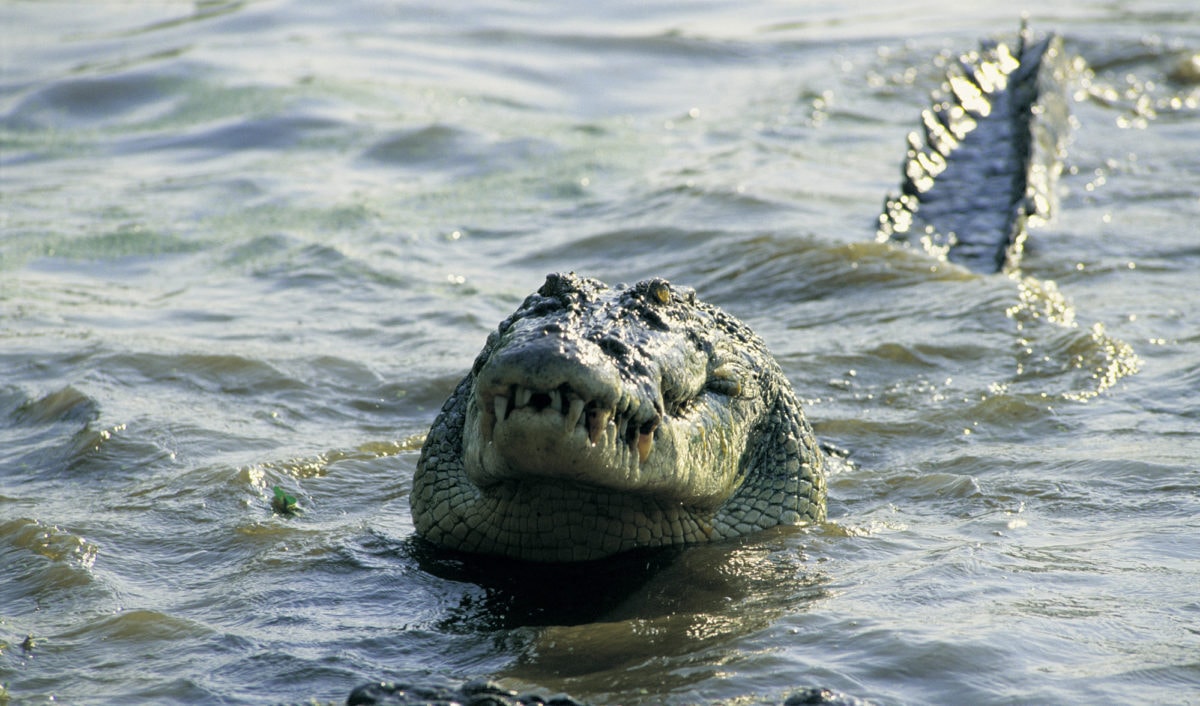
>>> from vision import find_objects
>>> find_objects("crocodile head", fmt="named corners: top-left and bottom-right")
top-left (412, 272), bottom-right (825, 562)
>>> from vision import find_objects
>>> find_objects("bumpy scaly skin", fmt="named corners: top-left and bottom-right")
top-left (412, 272), bottom-right (825, 562)
top-left (877, 30), bottom-right (1067, 273)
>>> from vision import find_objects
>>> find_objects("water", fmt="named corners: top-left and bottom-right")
top-left (2, 1), bottom-right (1198, 704)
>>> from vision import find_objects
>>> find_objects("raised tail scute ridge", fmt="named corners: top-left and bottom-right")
top-left (877, 26), bottom-right (1071, 274)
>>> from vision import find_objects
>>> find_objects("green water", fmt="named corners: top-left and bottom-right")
top-left (2, 2), bottom-right (1199, 704)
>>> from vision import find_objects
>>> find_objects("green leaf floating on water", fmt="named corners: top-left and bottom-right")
top-left (271, 485), bottom-right (300, 516)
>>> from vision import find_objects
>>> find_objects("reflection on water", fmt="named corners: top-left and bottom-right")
top-left (2, 1), bottom-right (1199, 704)
top-left (1005, 273), bottom-right (1142, 400)
top-left (410, 529), bottom-right (830, 696)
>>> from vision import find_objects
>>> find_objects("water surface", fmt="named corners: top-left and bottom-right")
top-left (3, 1), bottom-right (1199, 704)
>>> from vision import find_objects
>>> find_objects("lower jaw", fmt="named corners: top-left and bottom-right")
top-left (446, 479), bottom-right (715, 562)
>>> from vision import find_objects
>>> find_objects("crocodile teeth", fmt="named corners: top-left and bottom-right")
top-left (565, 397), bottom-right (585, 433)
top-left (637, 431), bottom-right (653, 464)
top-left (587, 409), bottom-right (612, 445)
top-left (486, 383), bottom-right (654, 463)
top-left (633, 416), bottom-right (659, 463)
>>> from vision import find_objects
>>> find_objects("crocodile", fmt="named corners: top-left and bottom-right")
top-left (412, 273), bottom-right (826, 562)
top-left (411, 28), bottom-right (1065, 565)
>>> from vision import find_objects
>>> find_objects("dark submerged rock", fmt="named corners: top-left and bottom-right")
top-left (346, 679), bottom-right (587, 706)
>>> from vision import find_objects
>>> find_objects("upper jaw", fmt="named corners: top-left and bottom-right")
top-left (465, 322), bottom-right (670, 489)
top-left (476, 379), bottom-right (661, 465)
top-left (464, 375), bottom-right (750, 509)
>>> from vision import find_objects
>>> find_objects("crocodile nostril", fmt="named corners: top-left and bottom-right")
top-left (599, 336), bottom-right (630, 357)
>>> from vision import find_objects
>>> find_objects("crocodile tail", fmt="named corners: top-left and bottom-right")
top-left (877, 26), bottom-right (1071, 274)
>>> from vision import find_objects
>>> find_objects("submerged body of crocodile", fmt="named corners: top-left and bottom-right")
top-left (412, 273), bottom-right (826, 562)
top-left (411, 29), bottom-right (1065, 564)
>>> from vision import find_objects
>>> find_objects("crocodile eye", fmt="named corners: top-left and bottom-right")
top-left (651, 281), bottom-right (670, 305)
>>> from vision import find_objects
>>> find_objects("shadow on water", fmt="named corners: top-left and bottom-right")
top-left (406, 536), bottom-right (689, 631)
top-left (403, 528), bottom-right (831, 696)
